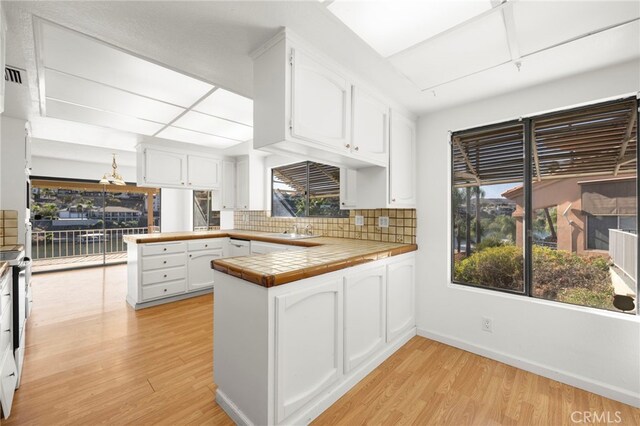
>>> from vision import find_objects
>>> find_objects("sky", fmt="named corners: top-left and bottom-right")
top-left (482, 183), bottom-right (520, 199)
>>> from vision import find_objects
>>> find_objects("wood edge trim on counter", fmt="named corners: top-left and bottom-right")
top-left (212, 244), bottom-right (418, 288)
top-left (123, 232), bottom-right (323, 247)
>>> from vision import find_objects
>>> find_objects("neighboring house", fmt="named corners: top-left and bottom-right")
top-left (502, 175), bottom-right (636, 254)
top-left (102, 206), bottom-right (142, 221)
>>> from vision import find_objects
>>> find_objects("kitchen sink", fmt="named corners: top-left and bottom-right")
top-left (268, 232), bottom-right (319, 240)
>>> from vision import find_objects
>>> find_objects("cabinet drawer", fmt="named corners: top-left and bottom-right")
top-left (142, 253), bottom-right (186, 271)
top-left (188, 238), bottom-right (225, 252)
top-left (142, 266), bottom-right (187, 286)
top-left (141, 280), bottom-right (186, 301)
top-left (142, 242), bottom-right (186, 257)
top-left (0, 309), bottom-right (10, 354)
top-left (0, 279), bottom-right (10, 317)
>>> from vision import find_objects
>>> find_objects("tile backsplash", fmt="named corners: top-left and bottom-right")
top-left (0, 210), bottom-right (19, 246)
top-left (234, 209), bottom-right (416, 244)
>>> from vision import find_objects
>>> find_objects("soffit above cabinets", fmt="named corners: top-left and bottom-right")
top-left (34, 18), bottom-right (254, 149)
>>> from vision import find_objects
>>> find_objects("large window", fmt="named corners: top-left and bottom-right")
top-left (271, 161), bottom-right (347, 218)
top-left (193, 191), bottom-right (220, 230)
top-left (451, 97), bottom-right (638, 315)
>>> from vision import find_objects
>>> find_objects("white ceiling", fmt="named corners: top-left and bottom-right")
top-left (2, 0), bottom-right (639, 155)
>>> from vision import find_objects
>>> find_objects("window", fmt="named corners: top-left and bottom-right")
top-left (271, 161), bottom-right (347, 218)
top-left (193, 191), bottom-right (220, 230)
top-left (451, 97), bottom-right (638, 314)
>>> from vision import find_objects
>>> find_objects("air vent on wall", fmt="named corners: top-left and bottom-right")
top-left (5, 66), bottom-right (25, 85)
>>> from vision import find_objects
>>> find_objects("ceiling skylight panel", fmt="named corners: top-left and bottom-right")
top-left (327, 0), bottom-right (493, 57)
top-left (193, 89), bottom-right (253, 126)
top-left (45, 99), bottom-right (164, 136)
top-left (512, 0), bottom-right (640, 56)
top-left (390, 10), bottom-right (511, 90)
top-left (172, 111), bottom-right (253, 141)
top-left (45, 69), bottom-right (185, 124)
top-left (39, 20), bottom-right (214, 107)
top-left (156, 126), bottom-right (241, 148)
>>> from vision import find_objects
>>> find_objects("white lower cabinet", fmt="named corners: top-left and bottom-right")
top-left (274, 280), bottom-right (343, 423)
top-left (0, 347), bottom-right (17, 418)
top-left (386, 255), bottom-right (416, 342)
top-left (127, 238), bottom-right (227, 309)
top-left (188, 249), bottom-right (223, 291)
top-left (343, 265), bottom-right (386, 373)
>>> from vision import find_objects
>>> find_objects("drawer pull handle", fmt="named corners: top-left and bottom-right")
top-left (3, 329), bottom-right (9, 333)
top-left (354, 146), bottom-right (359, 151)
top-left (163, 261), bottom-right (167, 264)
top-left (163, 289), bottom-right (167, 292)
top-left (163, 248), bottom-right (167, 251)
top-left (205, 244), bottom-right (208, 247)
top-left (189, 254), bottom-right (192, 258)
top-left (8, 373), bottom-right (15, 377)
top-left (163, 274), bottom-right (167, 278)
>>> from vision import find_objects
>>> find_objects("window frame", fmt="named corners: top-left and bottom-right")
top-left (270, 160), bottom-right (347, 219)
top-left (449, 96), bottom-right (639, 312)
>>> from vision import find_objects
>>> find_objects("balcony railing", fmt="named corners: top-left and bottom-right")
top-left (31, 227), bottom-right (151, 261)
top-left (609, 229), bottom-right (637, 282)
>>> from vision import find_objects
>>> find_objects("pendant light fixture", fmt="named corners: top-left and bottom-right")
top-left (99, 154), bottom-right (126, 186)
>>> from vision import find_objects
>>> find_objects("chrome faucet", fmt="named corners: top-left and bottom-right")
top-left (291, 224), bottom-right (298, 235)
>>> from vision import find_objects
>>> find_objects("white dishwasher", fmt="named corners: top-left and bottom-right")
top-left (228, 239), bottom-right (251, 257)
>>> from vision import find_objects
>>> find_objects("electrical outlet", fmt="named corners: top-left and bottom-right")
top-left (355, 215), bottom-right (364, 226)
top-left (378, 216), bottom-right (389, 228)
top-left (481, 317), bottom-right (492, 333)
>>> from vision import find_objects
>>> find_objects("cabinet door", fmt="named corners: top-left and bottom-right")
top-left (187, 249), bottom-right (223, 291)
top-left (187, 155), bottom-right (221, 189)
top-left (221, 160), bottom-right (236, 209)
top-left (235, 158), bottom-right (249, 210)
top-left (389, 111), bottom-right (416, 207)
top-left (144, 148), bottom-right (187, 187)
top-left (352, 87), bottom-right (389, 165)
top-left (344, 265), bottom-right (386, 373)
top-left (387, 256), bottom-right (415, 342)
top-left (275, 280), bottom-right (343, 423)
top-left (291, 48), bottom-right (351, 151)
top-left (0, 348), bottom-right (18, 417)
top-left (339, 168), bottom-right (357, 209)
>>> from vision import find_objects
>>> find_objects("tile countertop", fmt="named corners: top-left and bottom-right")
top-left (123, 230), bottom-right (417, 287)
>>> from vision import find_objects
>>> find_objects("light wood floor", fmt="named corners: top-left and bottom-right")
top-left (5, 265), bottom-right (639, 425)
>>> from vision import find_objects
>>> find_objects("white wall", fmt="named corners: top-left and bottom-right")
top-left (416, 59), bottom-right (640, 407)
top-left (1, 116), bottom-right (28, 244)
top-left (160, 188), bottom-right (193, 233)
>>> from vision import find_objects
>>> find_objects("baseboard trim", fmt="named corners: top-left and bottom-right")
top-left (417, 328), bottom-right (640, 408)
top-left (216, 389), bottom-right (254, 426)
top-left (128, 288), bottom-right (213, 310)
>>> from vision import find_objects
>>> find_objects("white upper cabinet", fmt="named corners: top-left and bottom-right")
top-left (187, 154), bottom-right (221, 190)
top-left (290, 48), bottom-right (351, 151)
top-left (339, 168), bottom-right (357, 209)
top-left (235, 157), bottom-right (249, 210)
top-left (220, 160), bottom-right (236, 210)
top-left (351, 86), bottom-right (389, 165)
top-left (141, 148), bottom-right (187, 187)
top-left (137, 145), bottom-right (221, 190)
top-left (389, 111), bottom-right (416, 207)
top-left (252, 30), bottom-right (387, 169)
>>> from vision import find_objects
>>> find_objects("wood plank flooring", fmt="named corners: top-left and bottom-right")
top-left (4, 265), bottom-right (638, 425)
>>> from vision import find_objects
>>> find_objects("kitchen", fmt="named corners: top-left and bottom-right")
top-left (0, 1), bottom-right (638, 425)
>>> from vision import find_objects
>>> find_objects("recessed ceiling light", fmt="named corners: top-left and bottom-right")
top-left (193, 89), bottom-right (253, 126)
top-left (156, 126), bottom-right (241, 148)
top-left (173, 111), bottom-right (253, 141)
top-left (327, 0), bottom-right (493, 57)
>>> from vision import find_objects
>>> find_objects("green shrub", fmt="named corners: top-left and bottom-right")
top-left (454, 245), bottom-right (615, 310)
top-left (454, 245), bottom-right (523, 291)
top-left (475, 237), bottom-right (504, 252)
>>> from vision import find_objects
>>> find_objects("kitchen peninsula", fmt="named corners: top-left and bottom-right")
top-left (124, 230), bottom-right (417, 425)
